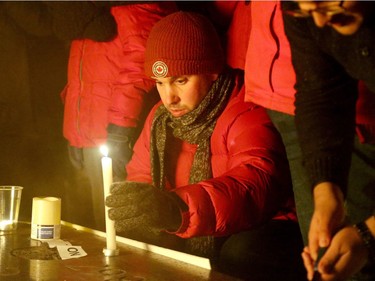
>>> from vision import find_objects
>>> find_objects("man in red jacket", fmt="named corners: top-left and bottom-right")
top-left (106, 11), bottom-right (305, 280)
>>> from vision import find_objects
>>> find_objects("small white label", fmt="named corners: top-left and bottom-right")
top-left (31, 224), bottom-right (61, 240)
top-left (57, 246), bottom-right (87, 260)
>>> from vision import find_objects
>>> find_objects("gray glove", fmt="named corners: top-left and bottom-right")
top-left (105, 181), bottom-right (183, 236)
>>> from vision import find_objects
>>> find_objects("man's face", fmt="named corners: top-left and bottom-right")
top-left (155, 74), bottom-right (218, 118)
top-left (297, 1), bottom-right (366, 35)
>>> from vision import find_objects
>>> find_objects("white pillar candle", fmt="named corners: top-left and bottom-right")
top-left (31, 197), bottom-right (61, 240)
top-left (100, 145), bottom-right (119, 256)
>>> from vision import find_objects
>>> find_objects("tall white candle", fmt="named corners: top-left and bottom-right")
top-left (100, 145), bottom-right (118, 256)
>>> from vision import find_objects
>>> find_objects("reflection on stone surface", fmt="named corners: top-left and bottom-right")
top-left (10, 239), bottom-right (60, 280)
top-left (0, 235), bottom-right (20, 276)
top-left (29, 260), bottom-right (60, 281)
top-left (64, 264), bottom-right (145, 281)
top-left (12, 243), bottom-right (60, 260)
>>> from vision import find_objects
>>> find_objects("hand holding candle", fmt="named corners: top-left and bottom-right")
top-left (100, 145), bottom-right (119, 256)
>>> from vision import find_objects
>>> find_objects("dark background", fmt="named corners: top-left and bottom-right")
top-left (0, 1), bottom-right (95, 227)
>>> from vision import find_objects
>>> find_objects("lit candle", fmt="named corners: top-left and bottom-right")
top-left (100, 145), bottom-right (119, 256)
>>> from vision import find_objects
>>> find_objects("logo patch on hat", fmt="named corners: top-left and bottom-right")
top-left (152, 61), bottom-right (168, 78)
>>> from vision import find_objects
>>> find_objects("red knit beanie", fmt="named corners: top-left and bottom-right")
top-left (145, 11), bottom-right (225, 78)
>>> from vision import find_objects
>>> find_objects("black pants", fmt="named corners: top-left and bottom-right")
top-left (212, 220), bottom-right (306, 281)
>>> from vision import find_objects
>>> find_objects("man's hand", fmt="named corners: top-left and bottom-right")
top-left (105, 181), bottom-right (182, 236)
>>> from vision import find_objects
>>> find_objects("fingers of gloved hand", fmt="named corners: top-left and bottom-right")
top-left (113, 214), bottom-right (156, 233)
top-left (126, 185), bottom-right (156, 203)
top-left (109, 181), bottom-right (130, 195)
top-left (109, 181), bottom-right (146, 196)
top-left (109, 181), bottom-right (153, 195)
top-left (114, 218), bottom-right (140, 233)
top-left (108, 182), bottom-right (156, 215)
top-left (138, 189), bottom-right (174, 215)
top-left (105, 193), bottom-right (130, 207)
top-left (108, 205), bottom-right (140, 220)
top-left (105, 193), bottom-right (159, 223)
top-left (137, 193), bottom-right (160, 214)
top-left (125, 181), bottom-right (154, 192)
top-left (113, 210), bottom-right (173, 238)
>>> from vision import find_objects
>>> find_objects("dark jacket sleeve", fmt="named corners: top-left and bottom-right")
top-left (282, 10), bottom-right (358, 196)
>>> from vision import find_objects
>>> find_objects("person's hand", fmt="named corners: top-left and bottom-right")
top-left (67, 144), bottom-right (83, 170)
top-left (309, 182), bottom-right (346, 261)
top-left (106, 124), bottom-right (136, 181)
top-left (105, 181), bottom-right (182, 236)
top-left (302, 225), bottom-right (369, 281)
top-left (301, 246), bottom-right (315, 280)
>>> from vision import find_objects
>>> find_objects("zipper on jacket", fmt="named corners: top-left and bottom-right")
top-left (268, 4), bottom-right (280, 93)
top-left (76, 41), bottom-right (86, 137)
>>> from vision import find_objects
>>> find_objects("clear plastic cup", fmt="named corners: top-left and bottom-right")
top-left (0, 186), bottom-right (23, 231)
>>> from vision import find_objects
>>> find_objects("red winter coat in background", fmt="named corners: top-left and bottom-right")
top-left (206, 1), bottom-right (250, 70)
top-left (126, 73), bottom-right (297, 239)
top-left (243, 1), bottom-right (296, 115)
top-left (61, 3), bottom-right (177, 147)
top-left (208, 1), bottom-right (296, 114)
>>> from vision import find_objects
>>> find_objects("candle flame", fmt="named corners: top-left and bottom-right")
top-left (100, 145), bottom-right (109, 157)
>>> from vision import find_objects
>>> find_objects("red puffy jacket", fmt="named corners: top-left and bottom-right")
top-left (126, 74), bottom-right (297, 238)
top-left (61, 3), bottom-right (177, 147)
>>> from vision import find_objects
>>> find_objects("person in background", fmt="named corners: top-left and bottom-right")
top-left (51, 2), bottom-right (177, 230)
top-left (280, 1), bottom-right (375, 280)
top-left (105, 11), bottom-right (305, 281)
top-left (207, 1), bottom-right (375, 280)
